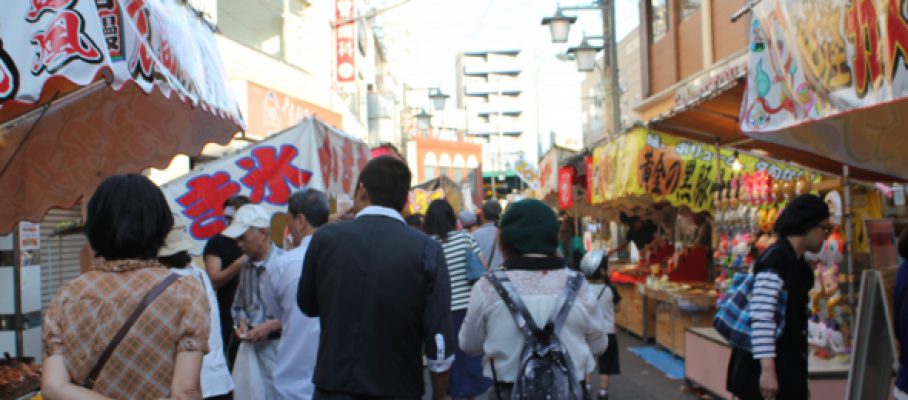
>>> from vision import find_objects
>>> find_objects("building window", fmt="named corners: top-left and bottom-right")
top-left (650, 0), bottom-right (668, 41)
top-left (681, 0), bottom-right (701, 20)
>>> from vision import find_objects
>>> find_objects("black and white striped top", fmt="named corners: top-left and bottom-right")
top-left (750, 270), bottom-right (784, 359)
top-left (433, 230), bottom-right (483, 311)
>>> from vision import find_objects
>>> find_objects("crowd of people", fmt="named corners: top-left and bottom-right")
top-left (37, 155), bottom-right (899, 400)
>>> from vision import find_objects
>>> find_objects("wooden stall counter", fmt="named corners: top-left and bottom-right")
top-left (684, 327), bottom-right (852, 400)
top-left (653, 290), bottom-right (716, 357)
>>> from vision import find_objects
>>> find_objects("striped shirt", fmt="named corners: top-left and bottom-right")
top-left (434, 230), bottom-right (483, 311)
top-left (750, 270), bottom-right (784, 359)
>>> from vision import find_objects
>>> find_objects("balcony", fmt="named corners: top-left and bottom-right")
top-left (463, 83), bottom-right (523, 97)
top-left (469, 103), bottom-right (523, 116)
top-left (463, 63), bottom-right (522, 77)
top-left (466, 123), bottom-right (524, 137)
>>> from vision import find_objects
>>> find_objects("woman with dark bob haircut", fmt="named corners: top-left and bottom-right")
top-left (41, 174), bottom-right (211, 400)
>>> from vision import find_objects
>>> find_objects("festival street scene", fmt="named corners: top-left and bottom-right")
top-left (0, 0), bottom-right (906, 399)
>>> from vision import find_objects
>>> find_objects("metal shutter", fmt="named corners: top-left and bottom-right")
top-left (39, 207), bottom-right (86, 310)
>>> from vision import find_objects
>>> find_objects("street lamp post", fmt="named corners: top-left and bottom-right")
top-left (542, 1), bottom-right (621, 139)
top-left (400, 84), bottom-right (450, 155)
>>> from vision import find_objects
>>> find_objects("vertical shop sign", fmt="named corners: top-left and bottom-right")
top-left (558, 166), bottom-right (574, 210)
top-left (335, 0), bottom-right (355, 83)
top-left (584, 156), bottom-right (594, 204)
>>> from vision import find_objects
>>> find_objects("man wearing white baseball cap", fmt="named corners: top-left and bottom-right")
top-left (223, 204), bottom-right (284, 400)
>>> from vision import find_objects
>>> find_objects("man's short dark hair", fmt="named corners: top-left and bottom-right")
top-left (85, 174), bottom-right (173, 260)
top-left (223, 195), bottom-right (251, 210)
top-left (482, 200), bottom-right (502, 223)
top-left (288, 189), bottom-right (329, 228)
top-left (357, 156), bottom-right (412, 212)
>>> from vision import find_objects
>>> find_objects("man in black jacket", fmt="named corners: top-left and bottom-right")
top-left (298, 156), bottom-right (455, 399)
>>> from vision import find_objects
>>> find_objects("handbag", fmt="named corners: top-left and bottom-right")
top-left (82, 273), bottom-right (181, 389)
top-left (713, 247), bottom-right (788, 352)
top-left (465, 239), bottom-right (487, 282)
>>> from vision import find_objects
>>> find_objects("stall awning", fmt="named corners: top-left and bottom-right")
top-left (0, 0), bottom-right (245, 232)
top-left (735, 0), bottom-right (908, 181)
top-left (650, 81), bottom-right (901, 182)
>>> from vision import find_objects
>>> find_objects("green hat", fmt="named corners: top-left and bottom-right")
top-left (499, 199), bottom-right (559, 255)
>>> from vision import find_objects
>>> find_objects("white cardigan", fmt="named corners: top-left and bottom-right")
top-left (458, 269), bottom-right (609, 382)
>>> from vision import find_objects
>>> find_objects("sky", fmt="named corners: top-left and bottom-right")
top-left (370, 0), bottom-right (640, 91)
top-left (367, 0), bottom-right (640, 151)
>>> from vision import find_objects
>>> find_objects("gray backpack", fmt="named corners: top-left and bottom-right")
top-left (487, 270), bottom-right (585, 400)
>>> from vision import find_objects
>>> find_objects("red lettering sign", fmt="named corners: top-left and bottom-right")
top-left (558, 166), bottom-right (574, 210)
top-left (846, 0), bottom-right (883, 97)
top-left (0, 40), bottom-right (18, 101)
top-left (96, 0), bottom-right (124, 61)
top-left (335, 0), bottom-right (355, 83)
top-left (585, 156), bottom-right (594, 204)
top-left (887, 0), bottom-right (908, 76)
top-left (176, 172), bottom-right (241, 240)
top-left (25, 0), bottom-right (76, 22)
top-left (127, 0), bottom-right (155, 81)
top-left (30, 9), bottom-right (103, 75)
top-left (236, 145), bottom-right (313, 204)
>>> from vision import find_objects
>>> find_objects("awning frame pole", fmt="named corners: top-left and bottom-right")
top-left (842, 165), bottom-right (855, 330)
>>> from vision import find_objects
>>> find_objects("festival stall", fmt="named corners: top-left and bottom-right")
top-left (161, 117), bottom-right (370, 252)
top-left (681, 0), bottom-right (908, 397)
top-left (407, 175), bottom-right (469, 215)
top-left (0, 1), bottom-right (244, 396)
top-left (588, 127), bottom-right (813, 354)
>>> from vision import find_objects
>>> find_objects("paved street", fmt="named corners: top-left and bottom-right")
top-left (425, 330), bottom-right (700, 400)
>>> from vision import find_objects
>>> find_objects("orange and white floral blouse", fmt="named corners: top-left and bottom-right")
top-left (43, 259), bottom-right (210, 399)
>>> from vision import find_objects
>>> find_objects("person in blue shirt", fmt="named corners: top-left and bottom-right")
top-left (894, 228), bottom-right (908, 399)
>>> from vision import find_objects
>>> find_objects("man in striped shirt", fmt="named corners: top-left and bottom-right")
top-left (727, 194), bottom-right (831, 400)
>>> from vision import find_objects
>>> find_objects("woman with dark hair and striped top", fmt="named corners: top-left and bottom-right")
top-left (424, 199), bottom-right (493, 398)
top-left (726, 194), bottom-right (831, 400)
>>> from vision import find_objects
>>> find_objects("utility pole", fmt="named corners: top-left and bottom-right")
top-left (601, 0), bottom-right (621, 138)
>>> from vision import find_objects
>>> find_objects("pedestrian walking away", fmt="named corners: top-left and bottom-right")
top-left (472, 200), bottom-right (504, 270)
top-left (41, 174), bottom-right (210, 399)
top-left (459, 199), bottom-right (608, 400)
top-left (580, 250), bottom-right (622, 400)
top-left (298, 156), bottom-right (456, 399)
top-left (425, 199), bottom-right (493, 398)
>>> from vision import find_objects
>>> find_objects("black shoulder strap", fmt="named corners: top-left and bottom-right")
top-left (83, 273), bottom-right (181, 389)
top-left (546, 271), bottom-right (585, 335)
top-left (486, 270), bottom-right (543, 339)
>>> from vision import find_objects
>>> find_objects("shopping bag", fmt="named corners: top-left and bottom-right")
top-left (232, 341), bottom-right (269, 400)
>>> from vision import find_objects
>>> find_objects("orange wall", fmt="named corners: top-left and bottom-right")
top-left (245, 82), bottom-right (343, 138)
top-left (413, 137), bottom-right (483, 183)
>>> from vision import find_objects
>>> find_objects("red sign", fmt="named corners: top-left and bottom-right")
top-left (585, 156), bottom-right (594, 204)
top-left (335, 0), bottom-right (355, 83)
top-left (558, 166), bottom-right (574, 210)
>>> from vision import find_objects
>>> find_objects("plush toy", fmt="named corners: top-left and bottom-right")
top-left (827, 320), bottom-right (847, 355)
top-left (732, 234), bottom-right (751, 267)
top-left (808, 317), bottom-right (829, 348)
top-left (808, 261), bottom-right (827, 314)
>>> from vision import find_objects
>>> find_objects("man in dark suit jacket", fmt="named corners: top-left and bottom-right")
top-left (298, 157), bottom-right (455, 399)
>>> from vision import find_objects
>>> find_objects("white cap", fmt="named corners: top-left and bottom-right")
top-left (159, 222), bottom-right (194, 257)
top-left (222, 204), bottom-right (271, 238)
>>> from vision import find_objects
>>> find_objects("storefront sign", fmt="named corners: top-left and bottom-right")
top-left (674, 54), bottom-right (747, 109)
top-left (335, 0), bottom-right (355, 83)
top-left (585, 156), bottom-right (594, 204)
top-left (590, 128), bottom-right (809, 213)
top-left (741, 0), bottom-right (908, 177)
top-left (161, 118), bottom-right (369, 249)
top-left (538, 150), bottom-right (559, 198)
top-left (558, 166), bottom-right (574, 210)
top-left (246, 82), bottom-right (342, 137)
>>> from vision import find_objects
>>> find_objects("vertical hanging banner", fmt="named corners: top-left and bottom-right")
top-left (558, 166), bottom-right (574, 210)
top-left (335, 0), bottom-right (355, 83)
top-left (584, 156), bottom-right (594, 204)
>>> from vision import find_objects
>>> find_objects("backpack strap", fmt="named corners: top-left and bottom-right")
top-left (486, 270), bottom-right (543, 339)
top-left (546, 271), bottom-right (585, 335)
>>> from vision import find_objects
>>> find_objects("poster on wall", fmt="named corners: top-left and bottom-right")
top-left (865, 219), bottom-right (898, 271)
top-left (18, 222), bottom-right (39, 251)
